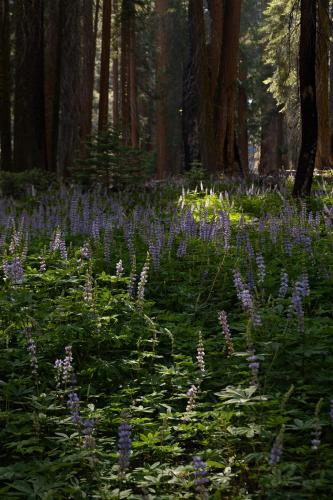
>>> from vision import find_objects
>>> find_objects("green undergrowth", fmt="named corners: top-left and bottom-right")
top-left (0, 183), bottom-right (333, 499)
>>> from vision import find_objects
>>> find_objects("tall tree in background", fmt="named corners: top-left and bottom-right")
top-left (81, 0), bottom-right (99, 145)
top-left (293, 0), bottom-right (318, 196)
top-left (316, 0), bottom-right (332, 169)
top-left (0, 0), bottom-right (12, 170)
top-left (215, 0), bottom-right (242, 174)
top-left (98, 0), bottom-right (111, 132)
top-left (238, 54), bottom-right (249, 175)
top-left (156, 0), bottom-right (169, 178)
top-left (189, 0), bottom-right (217, 173)
top-left (56, 0), bottom-right (81, 177)
top-left (129, 2), bottom-right (138, 147)
top-left (14, 0), bottom-right (46, 171)
top-left (258, 91), bottom-right (284, 176)
top-left (121, 0), bottom-right (132, 144)
top-left (112, 0), bottom-right (120, 128)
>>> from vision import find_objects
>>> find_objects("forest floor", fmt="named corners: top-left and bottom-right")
top-left (0, 176), bottom-right (332, 499)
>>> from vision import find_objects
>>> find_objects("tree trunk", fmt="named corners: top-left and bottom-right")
top-left (215, 0), bottom-right (242, 174)
top-left (14, 0), bottom-right (46, 171)
top-left (156, 0), bottom-right (169, 179)
top-left (238, 54), bottom-right (249, 176)
top-left (80, 0), bottom-right (98, 148)
top-left (121, 0), bottom-right (132, 144)
top-left (315, 0), bottom-right (332, 169)
top-left (98, 0), bottom-right (112, 132)
top-left (44, 0), bottom-right (61, 172)
top-left (112, 0), bottom-right (120, 128)
top-left (208, 0), bottom-right (224, 99)
top-left (56, 0), bottom-right (81, 177)
top-left (189, 0), bottom-right (217, 174)
top-left (129, 9), bottom-right (138, 147)
top-left (0, 0), bottom-right (12, 170)
top-left (259, 92), bottom-right (283, 176)
top-left (293, 0), bottom-right (318, 197)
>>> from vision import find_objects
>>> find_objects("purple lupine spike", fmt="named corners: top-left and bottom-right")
top-left (116, 259), bottom-right (124, 277)
top-left (193, 456), bottom-right (209, 499)
top-left (278, 271), bottom-right (289, 299)
top-left (330, 400), bottom-right (333, 423)
top-left (118, 413), bottom-right (132, 474)
top-left (183, 385), bottom-right (198, 421)
top-left (269, 426), bottom-right (284, 466)
top-left (3, 256), bottom-right (24, 284)
top-left (82, 419), bottom-right (96, 449)
top-left (247, 349), bottom-right (259, 385)
top-left (83, 273), bottom-right (93, 302)
top-left (177, 239), bottom-right (187, 258)
top-left (80, 242), bottom-right (91, 260)
top-left (67, 392), bottom-right (81, 425)
top-left (24, 327), bottom-right (38, 377)
top-left (218, 311), bottom-right (234, 356)
top-left (256, 253), bottom-right (266, 284)
top-left (137, 254), bottom-right (150, 301)
top-left (196, 332), bottom-right (205, 373)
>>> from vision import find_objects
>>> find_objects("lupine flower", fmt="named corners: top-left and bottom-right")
top-left (247, 349), bottom-right (259, 384)
top-left (196, 332), bottom-right (205, 374)
top-left (83, 273), bottom-right (93, 302)
top-left (59, 237), bottom-right (67, 260)
top-left (50, 228), bottom-right (61, 252)
top-left (39, 258), bottom-right (47, 272)
top-left (311, 399), bottom-right (323, 451)
top-left (233, 270), bottom-right (245, 300)
top-left (137, 254), bottom-right (150, 301)
top-left (256, 253), bottom-right (266, 284)
top-left (177, 239), bottom-right (187, 258)
top-left (247, 270), bottom-right (255, 291)
top-left (118, 413), bottom-right (132, 474)
top-left (269, 426), bottom-right (284, 466)
top-left (24, 327), bottom-right (38, 377)
top-left (3, 256), bottom-right (24, 284)
top-left (82, 419), bottom-right (96, 449)
top-left (291, 285), bottom-right (304, 333)
top-left (128, 257), bottom-right (137, 298)
top-left (329, 400), bottom-right (333, 423)
top-left (193, 456), bottom-right (209, 499)
top-left (116, 259), bottom-right (124, 277)
top-left (54, 345), bottom-right (74, 388)
top-left (218, 311), bottom-right (234, 356)
top-left (67, 392), bottom-right (81, 425)
top-left (80, 242), bottom-right (91, 260)
top-left (278, 271), bottom-right (289, 298)
top-left (296, 273), bottom-right (310, 297)
top-left (183, 385), bottom-right (198, 421)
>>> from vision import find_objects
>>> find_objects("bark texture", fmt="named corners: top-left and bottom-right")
top-left (14, 0), bottom-right (46, 171)
top-left (98, 0), bottom-right (112, 132)
top-left (156, 0), bottom-right (169, 179)
top-left (0, 0), bottom-right (12, 169)
top-left (293, 0), bottom-right (318, 197)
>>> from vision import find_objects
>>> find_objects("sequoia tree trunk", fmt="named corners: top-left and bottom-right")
top-left (189, 0), bottom-right (217, 174)
top-left (315, 0), bottom-right (332, 169)
top-left (238, 54), bottom-right (249, 176)
top-left (259, 92), bottom-right (283, 177)
top-left (293, 0), bottom-right (318, 197)
top-left (14, 0), bottom-right (46, 171)
top-left (0, 0), bottom-right (12, 170)
top-left (121, 0), bottom-right (132, 144)
top-left (156, 0), bottom-right (169, 178)
top-left (215, 0), bottom-right (242, 174)
top-left (98, 0), bottom-right (112, 132)
top-left (56, 0), bottom-right (81, 177)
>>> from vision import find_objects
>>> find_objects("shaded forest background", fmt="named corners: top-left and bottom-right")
top-left (0, 0), bottom-right (332, 195)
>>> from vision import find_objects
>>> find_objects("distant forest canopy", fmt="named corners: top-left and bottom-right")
top-left (0, 0), bottom-right (331, 195)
